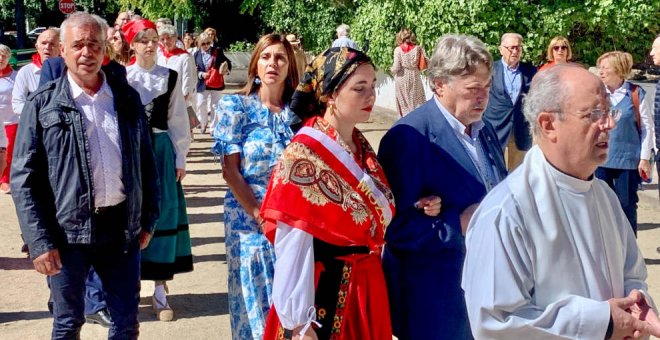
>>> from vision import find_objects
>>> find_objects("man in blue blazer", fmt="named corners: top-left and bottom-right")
top-left (482, 33), bottom-right (536, 170)
top-left (378, 34), bottom-right (507, 340)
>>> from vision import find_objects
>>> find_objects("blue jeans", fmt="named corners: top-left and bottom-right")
top-left (47, 267), bottom-right (106, 315)
top-left (595, 167), bottom-right (640, 235)
top-left (49, 205), bottom-right (140, 340)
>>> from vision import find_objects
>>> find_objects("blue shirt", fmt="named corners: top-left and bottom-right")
top-left (433, 95), bottom-right (500, 191)
top-left (332, 36), bottom-right (358, 50)
top-left (501, 58), bottom-right (522, 103)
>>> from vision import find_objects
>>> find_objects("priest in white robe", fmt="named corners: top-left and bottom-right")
top-left (462, 64), bottom-right (660, 339)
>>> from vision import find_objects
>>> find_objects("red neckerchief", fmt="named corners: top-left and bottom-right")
top-left (128, 55), bottom-right (136, 65)
top-left (31, 53), bottom-right (43, 68)
top-left (261, 116), bottom-right (395, 250)
top-left (102, 56), bottom-right (110, 66)
top-left (400, 43), bottom-right (415, 53)
top-left (161, 45), bottom-right (188, 60)
top-left (0, 65), bottom-right (12, 77)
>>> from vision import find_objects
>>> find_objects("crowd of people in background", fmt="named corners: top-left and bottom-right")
top-left (3, 7), bottom-right (660, 340)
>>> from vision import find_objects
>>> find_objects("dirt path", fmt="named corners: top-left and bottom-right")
top-left (1, 109), bottom-right (659, 339)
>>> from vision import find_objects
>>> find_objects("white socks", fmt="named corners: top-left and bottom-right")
top-left (154, 284), bottom-right (169, 308)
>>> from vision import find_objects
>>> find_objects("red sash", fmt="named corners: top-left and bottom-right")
top-left (31, 53), bottom-right (43, 68)
top-left (261, 117), bottom-right (394, 250)
top-left (161, 45), bottom-right (188, 60)
top-left (0, 65), bottom-right (12, 77)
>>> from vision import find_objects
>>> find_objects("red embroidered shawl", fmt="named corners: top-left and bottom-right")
top-left (261, 117), bottom-right (395, 250)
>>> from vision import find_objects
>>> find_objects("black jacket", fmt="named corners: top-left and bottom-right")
top-left (11, 74), bottom-right (160, 259)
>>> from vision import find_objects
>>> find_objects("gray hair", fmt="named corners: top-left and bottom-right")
top-left (336, 24), bottom-right (350, 37)
top-left (157, 18), bottom-right (172, 26)
top-left (427, 34), bottom-right (492, 89)
top-left (0, 44), bottom-right (10, 57)
top-left (522, 65), bottom-right (571, 136)
top-left (158, 24), bottom-right (177, 38)
top-left (500, 32), bottom-right (523, 45)
top-left (60, 12), bottom-right (107, 45)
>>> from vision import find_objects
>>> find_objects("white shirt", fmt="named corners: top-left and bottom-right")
top-left (462, 146), bottom-right (651, 339)
top-left (126, 63), bottom-right (190, 169)
top-left (11, 63), bottom-right (41, 120)
top-left (0, 70), bottom-right (17, 125)
top-left (157, 52), bottom-right (196, 104)
top-left (67, 72), bottom-right (125, 208)
top-left (606, 81), bottom-right (654, 160)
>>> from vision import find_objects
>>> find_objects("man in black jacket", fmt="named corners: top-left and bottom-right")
top-left (11, 12), bottom-right (159, 339)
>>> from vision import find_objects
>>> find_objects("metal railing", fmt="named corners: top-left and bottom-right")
top-left (9, 48), bottom-right (36, 68)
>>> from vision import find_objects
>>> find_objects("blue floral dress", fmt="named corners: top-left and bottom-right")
top-left (211, 93), bottom-right (297, 340)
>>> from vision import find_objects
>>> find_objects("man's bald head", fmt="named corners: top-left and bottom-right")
top-left (36, 29), bottom-right (61, 60)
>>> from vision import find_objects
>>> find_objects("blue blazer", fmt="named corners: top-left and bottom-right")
top-left (482, 60), bottom-right (536, 151)
top-left (39, 57), bottom-right (127, 87)
top-left (378, 99), bottom-right (506, 340)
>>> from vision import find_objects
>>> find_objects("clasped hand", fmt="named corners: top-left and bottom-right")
top-left (608, 289), bottom-right (660, 339)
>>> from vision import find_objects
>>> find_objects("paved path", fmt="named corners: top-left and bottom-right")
top-left (1, 107), bottom-right (659, 339)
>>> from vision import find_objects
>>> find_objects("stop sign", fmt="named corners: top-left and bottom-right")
top-left (59, 0), bottom-right (76, 14)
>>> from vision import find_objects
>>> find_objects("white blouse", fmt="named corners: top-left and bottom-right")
top-left (126, 63), bottom-right (190, 169)
top-left (0, 71), bottom-right (17, 125)
top-left (272, 221), bottom-right (320, 336)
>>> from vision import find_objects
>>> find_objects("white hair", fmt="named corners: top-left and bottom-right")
top-left (60, 12), bottom-right (107, 45)
top-left (158, 24), bottom-right (178, 38)
top-left (0, 44), bottom-right (11, 57)
top-left (500, 32), bottom-right (523, 45)
top-left (427, 34), bottom-right (492, 90)
top-left (336, 24), bottom-right (350, 37)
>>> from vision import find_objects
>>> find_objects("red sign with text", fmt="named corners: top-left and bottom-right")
top-left (59, 0), bottom-right (76, 14)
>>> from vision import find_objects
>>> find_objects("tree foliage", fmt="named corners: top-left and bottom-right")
top-left (241, 0), bottom-right (660, 70)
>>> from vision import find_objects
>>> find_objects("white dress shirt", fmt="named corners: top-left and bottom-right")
top-left (67, 72), bottom-right (125, 208)
top-left (11, 63), bottom-right (41, 120)
top-left (157, 52), bottom-right (197, 105)
top-left (606, 81), bottom-right (654, 160)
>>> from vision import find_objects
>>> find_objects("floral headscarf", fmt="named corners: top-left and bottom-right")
top-left (291, 47), bottom-right (372, 121)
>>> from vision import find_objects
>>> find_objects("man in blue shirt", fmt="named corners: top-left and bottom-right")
top-left (483, 33), bottom-right (537, 170)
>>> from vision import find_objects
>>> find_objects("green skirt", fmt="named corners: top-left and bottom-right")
top-left (141, 133), bottom-right (193, 281)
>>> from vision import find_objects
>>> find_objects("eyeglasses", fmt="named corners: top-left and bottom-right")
top-left (201, 42), bottom-right (211, 46)
top-left (553, 45), bottom-right (568, 51)
top-left (565, 108), bottom-right (621, 123)
top-left (501, 45), bottom-right (522, 52)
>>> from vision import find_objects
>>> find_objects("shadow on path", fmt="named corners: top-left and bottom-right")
top-left (0, 310), bottom-right (52, 323)
top-left (645, 258), bottom-right (660, 265)
top-left (0, 256), bottom-right (34, 270)
top-left (138, 292), bottom-right (229, 322)
top-left (638, 223), bottom-right (660, 232)
top-left (194, 254), bottom-right (227, 263)
top-left (191, 236), bottom-right (225, 247)
top-left (186, 196), bottom-right (224, 209)
top-left (188, 212), bottom-right (223, 225)
top-left (184, 184), bottom-right (227, 195)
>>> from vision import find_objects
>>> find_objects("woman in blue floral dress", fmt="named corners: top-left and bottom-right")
top-left (212, 33), bottom-right (301, 340)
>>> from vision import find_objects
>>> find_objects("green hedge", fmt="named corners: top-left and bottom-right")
top-left (245, 0), bottom-right (660, 70)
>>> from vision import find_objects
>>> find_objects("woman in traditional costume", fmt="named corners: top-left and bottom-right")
top-left (212, 33), bottom-right (300, 339)
top-left (261, 47), bottom-right (440, 340)
top-left (122, 19), bottom-right (193, 322)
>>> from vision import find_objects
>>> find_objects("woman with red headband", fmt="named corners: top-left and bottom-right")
top-left (122, 19), bottom-right (193, 322)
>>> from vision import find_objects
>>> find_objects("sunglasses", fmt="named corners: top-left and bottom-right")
top-left (553, 45), bottom-right (568, 51)
top-left (201, 42), bottom-right (211, 46)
